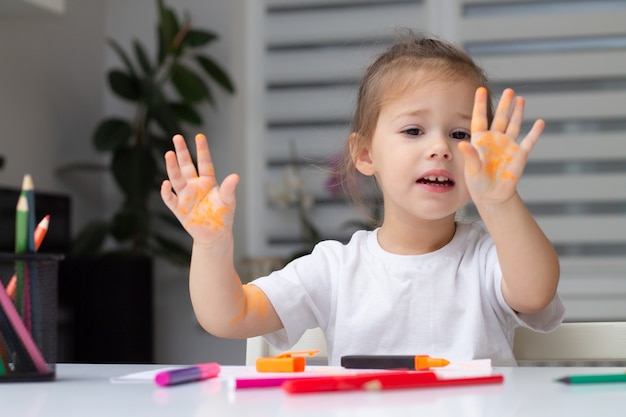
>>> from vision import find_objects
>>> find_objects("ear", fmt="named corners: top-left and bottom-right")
top-left (350, 132), bottom-right (376, 176)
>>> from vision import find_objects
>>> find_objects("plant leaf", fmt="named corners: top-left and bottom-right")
top-left (196, 55), bottom-right (235, 93)
top-left (111, 207), bottom-right (149, 243)
top-left (111, 146), bottom-right (157, 204)
top-left (184, 29), bottom-right (217, 47)
top-left (148, 133), bottom-right (175, 159)
top-left (151, 103), bottom-right (183, 136)
top-left (133, 40), bottom-right (152, 75)
top-left (108, 70), bottom-right (141, 101)
top-left (171, 101), bottom-right (203, 125)
top-left (139, 77), bottom-right (165, 108)
top-left (157, 2), bottom-right (180, 57)
top-left (71, 220), bottom-right (110, 256)
top-left (171, 63), bottom-right (211, 103)
top-left (106, 39), bottom-right (137, 77)
top-left (93, 119), bottom-right (132, 151)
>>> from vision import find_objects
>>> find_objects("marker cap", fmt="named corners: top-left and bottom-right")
top-left (415, 355), bottom-right (450, 370)
top-left (256, 350), bottom-right (320, 372)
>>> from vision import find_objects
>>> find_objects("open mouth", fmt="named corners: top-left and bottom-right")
top-left (417, 175), bottom-right (454, 187)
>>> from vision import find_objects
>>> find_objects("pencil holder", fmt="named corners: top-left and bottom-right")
top-left (0, 252), bottom-right (63, 382)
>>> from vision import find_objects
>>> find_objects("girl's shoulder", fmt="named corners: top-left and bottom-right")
top-left (311, 229), bottom-right (373, 255)
top-left (455, 221), bottom-right (498, 261)
top-left (283, 230), bottom-right (373, 275)
top-left (457, 220), bottom-right (491, 242)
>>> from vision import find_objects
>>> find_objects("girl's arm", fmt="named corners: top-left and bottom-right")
top-left (161, 133), bottom-right (283, 337)
top-left (459, 88), bottom-right (560, 314)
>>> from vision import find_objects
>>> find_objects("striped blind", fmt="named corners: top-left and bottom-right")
top-left (256, 0), bottom-right (626, 320)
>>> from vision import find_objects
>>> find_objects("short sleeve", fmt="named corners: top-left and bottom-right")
top-left (250, 242), bottom-right (337, 351)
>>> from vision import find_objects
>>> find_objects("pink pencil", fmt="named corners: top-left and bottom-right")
top-left (0, 283), bottom-right (48, 373)
top-left (233, 375), bottom-right (329, 389)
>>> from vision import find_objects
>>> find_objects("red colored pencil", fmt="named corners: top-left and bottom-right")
top-left (33, 215), bottom-right (50, 250)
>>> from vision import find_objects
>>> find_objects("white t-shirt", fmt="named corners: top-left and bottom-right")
top-left (251, 222), bottom-right (564, 366)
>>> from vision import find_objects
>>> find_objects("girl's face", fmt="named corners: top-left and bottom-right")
top-left (354, 76), bottom-right (475, 226)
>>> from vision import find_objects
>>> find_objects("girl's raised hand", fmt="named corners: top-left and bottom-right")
top-left (459, 87), bottom-right (544, 204)
top-left (160, 134), bottom-right (239, 243)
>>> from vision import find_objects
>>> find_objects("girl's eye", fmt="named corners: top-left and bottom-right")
top-left (403, 128), bottom-right (423, 136)
top-left (451, 131), bottom-right (471, 140)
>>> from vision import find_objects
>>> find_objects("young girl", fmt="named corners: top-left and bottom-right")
top-left (161, 34), bottom-right (564, 366)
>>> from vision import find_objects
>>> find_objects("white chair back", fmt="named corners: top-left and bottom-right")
top-left (514, 322), bottom-right (626, 366)
top-left (246, 322), bottom-right (626, 366)
top-left (246, 327), bottom-right (327, 366)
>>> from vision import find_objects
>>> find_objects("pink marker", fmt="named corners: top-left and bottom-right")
top-left (154, 363), bottom-right (221, 387)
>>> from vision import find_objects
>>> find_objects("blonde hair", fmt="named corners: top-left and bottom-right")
top-left (337, 31), bottom-right (494, 226)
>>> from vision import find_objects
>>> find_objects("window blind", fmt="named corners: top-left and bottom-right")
top-left (458, 0), bottom-right (626, 320)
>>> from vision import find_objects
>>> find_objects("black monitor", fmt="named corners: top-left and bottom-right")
top-left (0, 186), bottom-right (71, 255)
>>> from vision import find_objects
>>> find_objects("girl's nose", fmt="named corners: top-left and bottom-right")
top-left (427, 135), bottom-right (452, 160)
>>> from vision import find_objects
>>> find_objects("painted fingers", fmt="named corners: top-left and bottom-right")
top-left (472, 87), bottom-right (523, 136)
top-left (194, 134), bottom-right (217, 181)
top-left (470, 86), bottom-right (489, 133)
top-left (161, 134), bottom-right (228, 230)
top-left (469, 88), bottom-right (524, 182)
top-left (169, 134), bottom-right (216, 187)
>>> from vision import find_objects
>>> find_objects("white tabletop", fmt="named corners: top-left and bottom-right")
top-left (1, 364), bottom-right (625, 416)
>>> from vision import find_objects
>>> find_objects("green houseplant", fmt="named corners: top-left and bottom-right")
top-left (66, 0), bottom-right (235, 266)
top-left (55, 0), bottom-right (235, 363)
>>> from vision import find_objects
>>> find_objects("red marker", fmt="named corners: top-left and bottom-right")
top-left (283, 371), bottom-right (504, 394)
top-left (154, 362), bottom-right (221, 386)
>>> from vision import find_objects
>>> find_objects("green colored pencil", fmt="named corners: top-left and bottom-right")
top-left (15, 194), bottom-right (28, 254)
top-left (557, 373), bottom-right (626, 384)
top-left (14, 195), bottom-right (28, 317)
top-left (22, 174), bottom-right (36, 253)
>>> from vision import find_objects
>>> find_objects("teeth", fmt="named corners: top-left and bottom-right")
top-left (425, 175), bottom-right (450, 182)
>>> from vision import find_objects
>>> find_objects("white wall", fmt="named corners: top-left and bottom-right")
top-left (0, 0), bottom-right (104, 230)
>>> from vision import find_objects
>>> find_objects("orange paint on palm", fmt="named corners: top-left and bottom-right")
top-left (475, 132), bottom-right (518, 181)
top-left (183, 183), bottom-right (230, 230)
top-left (228, 284), bottom-right (270, 325)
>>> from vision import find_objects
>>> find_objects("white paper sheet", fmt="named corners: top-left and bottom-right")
top-left (110, 360), bottom-right (492, 384)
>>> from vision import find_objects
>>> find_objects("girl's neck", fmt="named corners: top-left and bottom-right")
top-left (376, 217), bottom-right (457, 255)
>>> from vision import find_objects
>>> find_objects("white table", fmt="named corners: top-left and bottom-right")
top-left (1, 364), bottom-right (625, 416)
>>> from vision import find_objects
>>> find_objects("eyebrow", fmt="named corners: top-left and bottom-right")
top-left (396, 110), bottom-right (472, 122)
top-left (392, 109), bottom-right (429, 121)
top-left (455, 111), bottom-right (472, 121)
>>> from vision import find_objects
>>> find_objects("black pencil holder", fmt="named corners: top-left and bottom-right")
top-left (0, 252), bottom-right (63, 382)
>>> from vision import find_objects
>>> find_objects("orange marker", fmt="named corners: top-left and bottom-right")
top-left (256, 350), bottom-right (320, 372)
top-left (5, 215), bottom-right (49, 300)
top-left (341, 355), bottom-right (450, 370)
